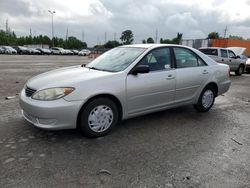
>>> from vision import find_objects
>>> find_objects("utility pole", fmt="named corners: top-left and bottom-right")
top-left (223, 26), bottom-right (228, 38)
top-left (82, 31), bottom-right (85, 42)
top-left (48, 10), bottom-right (56, 47)
top-left (155, 29), bottom-right (158, 43)
top-left (30, 27), bottom-right (32, 37)
top-left (5, 19), bottom-right (9, 34)
top-left (104, 32), bottom-right (107, 44)
top-left (66, 27), bottom-right (68, 41)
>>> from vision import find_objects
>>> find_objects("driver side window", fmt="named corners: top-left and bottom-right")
top-left (228, 50), bottom-right (236, 58)
top-left (138, 48), bottom-right (171, 72)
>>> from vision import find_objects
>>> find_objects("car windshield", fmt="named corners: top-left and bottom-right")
top-left (86, 47), bottom-right (146, 72)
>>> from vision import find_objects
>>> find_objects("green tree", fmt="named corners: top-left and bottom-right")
top-left (207, 32), bottom-right (219, 39)
top-left (160, 33), bottom-right (183, 44)
top-left (172, 32), bottom-right (183, 44)
top-left (64, 36), bottom-right (87, 49)
top-left (142, 39), bottom-right (146, 44)
top-left (146, 37), bottom-right (154, 43)
top-left (229, 35), bottom-right (244, 40)
top-left (0, 29), bottom-right (88, 48)
top-left (120, 30), bottom-right (134, 44)
top-left (104, 40), bottom-right (120, 48)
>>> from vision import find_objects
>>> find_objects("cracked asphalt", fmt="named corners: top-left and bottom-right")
top-left (0, 55), bottom-right (249, 188)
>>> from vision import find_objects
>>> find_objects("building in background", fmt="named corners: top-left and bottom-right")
top-left (181, 39), bottom-right (250, 56)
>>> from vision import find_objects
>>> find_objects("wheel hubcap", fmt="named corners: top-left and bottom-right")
top-left (202, 90), bottom-right (214, 109)
top-left (88, 105), bottom-right (113, 133)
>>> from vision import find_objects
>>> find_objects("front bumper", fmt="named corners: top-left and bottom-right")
top-left (19, 88), bottom-right (84, 130)
top-left (246, 64), bottom-right (250, 72)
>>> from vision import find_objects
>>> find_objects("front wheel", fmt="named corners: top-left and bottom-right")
top-left (235, 65), bottom-right (244, 76)
top-left (78, 98), bottom-right (119, 137)
top-left (194, 86), bottom-right (215, 112)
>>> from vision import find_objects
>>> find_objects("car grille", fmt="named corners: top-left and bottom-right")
top-left (25, 87), bottom-right (36, 97)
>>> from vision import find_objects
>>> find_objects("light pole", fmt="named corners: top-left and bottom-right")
top-left (48, 10), bottom-right (56, 47)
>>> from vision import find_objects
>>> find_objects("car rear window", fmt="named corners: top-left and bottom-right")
top-left (199, 49), bottom-right (218, 56)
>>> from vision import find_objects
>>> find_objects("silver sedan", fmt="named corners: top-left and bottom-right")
top-left (19, 44), bottom-right (231, 137)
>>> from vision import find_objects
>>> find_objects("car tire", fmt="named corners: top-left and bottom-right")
top-left (194, 86), bottom-right (215, 112)
top-left (235, 65), bottom-right (244, 76)
top-left (78, 98), bottom-right (119, 137)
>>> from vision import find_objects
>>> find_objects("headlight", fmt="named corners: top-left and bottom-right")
top-left (32, 87), bottom-right (74, 101)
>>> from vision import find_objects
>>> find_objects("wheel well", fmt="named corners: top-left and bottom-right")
top-left (76, 94), bottom-right (123, 128)
top-left (206, 82), bottom-right (218, 97)
top-left (240, 63), bottom-right (245, 68)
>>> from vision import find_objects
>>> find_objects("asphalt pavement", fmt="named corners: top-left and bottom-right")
top-left (0, 55), bottom-right (249, 188)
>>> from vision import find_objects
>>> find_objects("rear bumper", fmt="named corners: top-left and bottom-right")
top-left (218, 79), bottom-right (231, 96)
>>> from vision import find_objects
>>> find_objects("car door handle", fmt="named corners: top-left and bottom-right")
top-left (203, 70), bottom-right (209, 74)
top-left (229, 59), bottom-right (231, 62)
top-left (221, 59), bottom-right (224, 61)
top-left (166, 75), bottom-right (175, 80)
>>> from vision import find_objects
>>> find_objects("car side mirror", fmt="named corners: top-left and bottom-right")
top-left (236, 55), bottom-right (240, 59)
top-left (131, 65), bottom-right (150, 75)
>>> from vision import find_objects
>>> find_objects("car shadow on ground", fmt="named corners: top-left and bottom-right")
top-left (19, 104), bottom-right (214, 143)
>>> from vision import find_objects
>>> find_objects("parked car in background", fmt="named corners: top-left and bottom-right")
top-left (0, 47), bottom-right (4, 54)
top-left (71, 49), bottom-right (79, 55)
top-left (13, 46), bottom-right (29, 54)
top-left (36, 48), bottom-right (51, 55)
top-left (78, 49), bottom-right (91, 56)
top-left (50, 47), bottom-right (66, 55)
top-left (64, 49), bottom-right (74, 55)
top-left (2, 46), bottom-right (17, 54)
top-left (28, 48), bottom-right (41, 55)
top-left (20, 44), bottom-right (231, 137)
top-left (199, 47), bottom-right (245, 75)
top-left (245, 58), bottom-right (250, 73)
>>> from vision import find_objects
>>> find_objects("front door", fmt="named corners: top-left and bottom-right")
top-left (126, 47), bottom-right (176, 115)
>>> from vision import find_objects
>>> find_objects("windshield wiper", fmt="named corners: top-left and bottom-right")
top-left (87, 67), bottom-right (115, 72)
top-left (88, 67), bottom-right (103, 71)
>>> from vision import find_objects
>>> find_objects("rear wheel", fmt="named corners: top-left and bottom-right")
top-left (194, 86), bottom-right (215, 112)
top-left (78, 98), bottom-right (119, 137)
top-left (235, 65), bottom-right (244, 76)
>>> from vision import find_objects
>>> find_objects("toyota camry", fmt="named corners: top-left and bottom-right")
top-left (19, 44), bottom-right (231, 137)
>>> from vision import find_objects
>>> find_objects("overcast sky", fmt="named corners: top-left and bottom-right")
top-left (1, 0), bottom-right (250, 46)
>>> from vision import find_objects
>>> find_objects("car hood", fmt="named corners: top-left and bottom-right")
top-left (26, 65), bottom-right (113, 90)
top-left (227, 47), bottom-right (246, 55)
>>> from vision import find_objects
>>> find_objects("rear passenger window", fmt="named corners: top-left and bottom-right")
top-left (174, 48), bottom-right (206, 68)
top-left (199, 49), bottom-right (218, 56)
top-left (220, 49), bottom-right (228, 58)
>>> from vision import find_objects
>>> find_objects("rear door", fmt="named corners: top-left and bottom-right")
top-left (218, 49), bottom-right (230, 66)
top-left (173, 47), bottom-right (210, 103)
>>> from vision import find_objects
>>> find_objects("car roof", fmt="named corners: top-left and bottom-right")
top-left (121, 43), bottom-right (191, 49)
top-left (199, 47), bottom-right (228, 50)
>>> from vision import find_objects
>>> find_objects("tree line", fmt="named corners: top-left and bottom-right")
top-left (0, 28), bottom-right (247, 50)
top-left (0, 30), bottom-right (87, 49)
